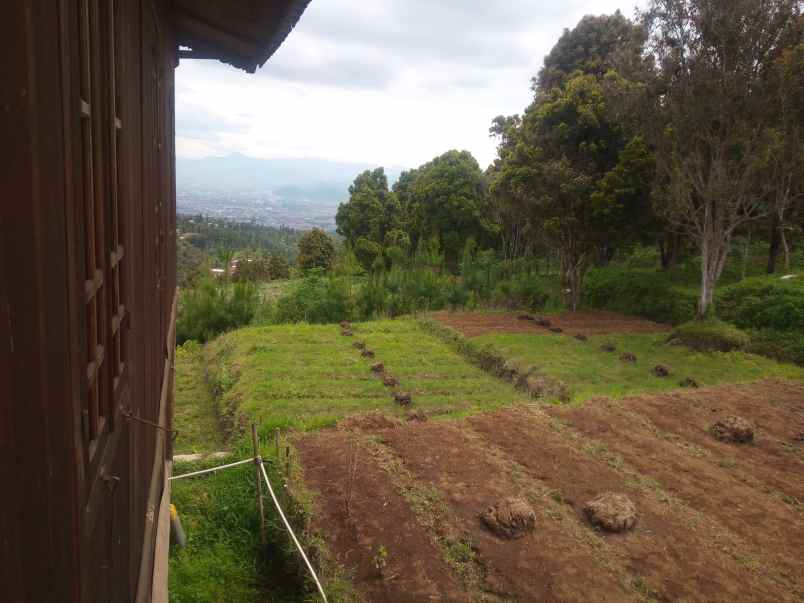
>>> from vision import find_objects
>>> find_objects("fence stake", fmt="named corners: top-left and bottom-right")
top-left (252, 423), bottom-right (267, 545)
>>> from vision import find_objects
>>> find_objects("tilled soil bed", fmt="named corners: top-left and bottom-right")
top-left (430, 310), bottom-right (671, 338)
top-left (296, 380), bottom-right (804, 602)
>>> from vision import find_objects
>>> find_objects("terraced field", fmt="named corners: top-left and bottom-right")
top-left (174, 311), bottom-right (804, 602)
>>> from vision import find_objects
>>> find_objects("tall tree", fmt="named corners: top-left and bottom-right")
top-left (408, 150), bottom-right (492, 270)
top-left (644, 0), bottom-right (801, 316)
top-left (335, 168), bottom-right (397, 246)
top-left (297, 228), bottom-right (336, 272)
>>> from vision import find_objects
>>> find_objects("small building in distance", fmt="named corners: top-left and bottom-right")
top-left (1, 1), bottom-right (309, 601)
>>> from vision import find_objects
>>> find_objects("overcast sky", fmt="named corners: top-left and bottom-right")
top-left (176, 0), bottom-right (644, 170)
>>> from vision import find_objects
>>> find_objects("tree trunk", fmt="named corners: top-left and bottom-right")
top-left (767, 213), bottom-right (781, 274)
top-left (659, 233), bottom-right (681, 271)
top-left (698, 235), bottom-right (730, 319)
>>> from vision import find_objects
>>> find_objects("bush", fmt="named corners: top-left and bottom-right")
top-left (671, 319), bottom-right (750, 352)
top-left (274, 270), bottom-right (356, 324)
top-left (495, 272), bottom-right (548, 310)
top-left (747, 328), bottom-right (804, 366)
top-left (176, 279), bottom-right (259, 344)
top-left (717, 276), bottom-right (804, 332)
top-left (583, 267), bottom-right (697, 324)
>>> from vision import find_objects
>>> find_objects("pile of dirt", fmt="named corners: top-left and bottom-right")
top-left (652, 364), bottom-right (671, 377)
top-left (583, 493), bottom-right (637, 533)
top-left (516, 372), bottom-right (570, 402)
top-left (338, 412), bottom-right (401, 431)
top-left (341, 329), bottom-right (353, 337)
top-left (601, 343), bottom-right (617, 353)
top-left (549, 327), bottom-right (564, 334)
top-left (353, 341), bottom-right (366, 350)
top-left (574, 334), bottom-right (588, 342)
top-left (710, 416), bottom-right (754, 443)
top-left (679, 377), bottom-right (699, 388)
top-left (535, 317), bottom-right (552, 327)
top-left (340, 321), bottom-right (351, 329)
top-left (383, 374), bottom-right (399, 388)
top-left (480, 497), bottom-right (536, 539)
top-left (620, 352), bottom-right (637, 363)
top-left (370, 362), bottom-right (385, 374)
top-left (393, 392), bottom-right (412, 406)
top-left (361, 349), bottom-right (375, 359)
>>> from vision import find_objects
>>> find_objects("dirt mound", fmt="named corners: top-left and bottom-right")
top-left (338, 412), bottom-right (401, 431)
top-left (341, 329), bottom-right (353, 337)
top-left (517, 372), bottom-right (570, 402)
top-left (601, 343), bottom-right (617, 353)
top-left (370, 362), bottom-right (384, 374)
top-left (680, 377), bottom-right (699, 388)
top-left (340, 321), bottom-right (351, 329)
top-left (710, 416), bottom-right (754, 443)
top-left (583, 493), bottom-right (637, 533)
top-left (574, 334), bottom-right (588, 342)
top-left (394, 392), bottom-right (412, 406)
top-left (535, 317), bottom-right (552, 327)
top-left (549, 327), bottom-right (564, 334)
top-left (405, 409), bottom-right (428, 422)
top-left (361, 349), bottom-right (375, 359)
top-left (480, 497), bottom-right (536, 539)
top-left (652, 364), bottom-right (671, 377)
top-left (383, 374), bottom-right (399, 387)
top-left (352, 341), bottom-right (366, 350)
top-left (620, 352), bottom-right (637, 363)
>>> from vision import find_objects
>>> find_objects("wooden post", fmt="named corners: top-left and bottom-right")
top-left (251, 423), bottom-right (266, 545)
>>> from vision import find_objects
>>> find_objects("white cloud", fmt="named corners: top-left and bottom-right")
top-left (176, 0), bottom-right (646, 169)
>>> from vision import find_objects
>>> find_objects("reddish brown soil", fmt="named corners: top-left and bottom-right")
top-left (295, 430), bottom-right (468, 602)
top-left (430, 310), bottom-right (671, 338)
top-left (297, 381), bottom-right (804, 602)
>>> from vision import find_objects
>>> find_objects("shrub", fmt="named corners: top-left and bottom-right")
top-left (583, 267), bottom-right (697, 324)
top-left (747, 328), bottom-right (804, 366)
top-left (496, 272), bottom-right (548, 310)
top-left (671, 319), bottom-right (750, 352)
top-left (717, 276), bottom-right (804, 332)
top-left (176, 279), bottom-right (259, 344)
top-left (274, 270), bottom-right (356, 324)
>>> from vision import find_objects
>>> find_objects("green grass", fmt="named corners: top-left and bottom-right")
top-left (472, 331), bottom-right (804, 404)
top-left (355, 320), bottom-right (524, 417)
top-left (173, 341), bottom-right (225, 455)
top-left (205, 321), bottom-right (525, 433)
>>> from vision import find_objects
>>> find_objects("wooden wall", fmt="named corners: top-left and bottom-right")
top-left (1, 1), bottom-right (177, 601)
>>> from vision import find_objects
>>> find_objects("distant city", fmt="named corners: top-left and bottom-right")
top-left (176, 153), bottom-right (403, 231)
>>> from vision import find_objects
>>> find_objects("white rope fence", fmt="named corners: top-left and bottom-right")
top-left (258, 457), bottom-right (328, 603)
top-left (169, 457), bottom-right (255, 481)
top-left (170, 454), bottom-right (328, 602)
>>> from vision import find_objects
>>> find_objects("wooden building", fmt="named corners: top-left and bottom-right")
top-left (1, 1), bottom-right (309, 601)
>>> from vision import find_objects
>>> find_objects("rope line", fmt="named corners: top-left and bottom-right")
top-left (258, 457), bottom-right (328, 603)
top-left (169, 457), bottom-right (255, 481)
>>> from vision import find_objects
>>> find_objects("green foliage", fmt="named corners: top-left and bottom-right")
top-left (274, 270), bottom-right (356, 324)
top-left (177, 237), bottom-right (209, 288)
top-left (747, 328), bottom-right (804, 366)
top-left (335, 168), bottom-right (399, 249)
top-left (671, 320), bottom-right (751, 352)
top-left (297, 228), bottom-right (336, 272)
top-left (176, 278), bottom-right (259, 344)
top-left (177, 214), bottom-right (301, 262)
top-left (268, 254), bottom-right (291, 280)
top-left (583, 267), bottom-right (697, 324)
top-left (717, 276), bottom-right (804, 332)
top-left (354, 237), bottom-right (384, 272)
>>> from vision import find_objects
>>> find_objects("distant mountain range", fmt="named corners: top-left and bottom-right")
top-left (176, 154), bottom-right (404, 230)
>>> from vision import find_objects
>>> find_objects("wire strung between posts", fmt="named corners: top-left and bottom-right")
top-left (258, 457), bottom-right (328, 603)
top-left (169, 457), bottom-right (255, 481)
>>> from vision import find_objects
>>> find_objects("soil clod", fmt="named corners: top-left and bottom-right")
top-left (340, 321), bottom-right (351, 329)
top-left (361, 349), bottom-right (375, 359)
top-left (535, 317), bottom-right (552, 327)
top-left (480, 497), bottom-right (536, 539)
top-left (620, 352), bottom-right (637, 363)
top-left (370, 362), bottom-right (385, 374)
top-left (393, 392), bottom-right (412, 406)
top-left (679, 377), bottom-right (699, 388)
top-left (353, 341), bottom-right (366, 350)
top-left (549, 327), bottom-right (564, 334)
top-left (601, 343), bottom-right (617, 353)
top-left (583, 492), bottom-right (637, 533)
top-left (405, 409), bottom-right (428, 422)
top-left (341, 330), bottom-right (353, 337)
top-left (710, 416), bottom-right (754, 443)
top-left (652, 364), bottom-right (671, 377)
top-left (383, 374), bottom-right (399, 387)
top-left (574, 334), bottom-right (588, 342)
